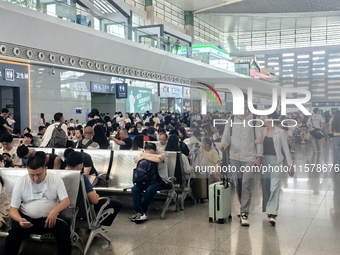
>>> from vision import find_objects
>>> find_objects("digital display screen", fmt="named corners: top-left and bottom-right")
top-left (90, 82), bottom-right (115, 94)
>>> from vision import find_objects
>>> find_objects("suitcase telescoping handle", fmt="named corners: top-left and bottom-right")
top-left (220, 147), bottom-right (230, 189)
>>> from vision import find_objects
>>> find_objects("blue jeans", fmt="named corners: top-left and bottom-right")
top-left (132, 181), bottom-right (166, 214)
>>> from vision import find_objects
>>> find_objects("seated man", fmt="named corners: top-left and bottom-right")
top-left (130, 143), bottom-right (169, 223)
top-left (65, 151), bottom-right (122, 226)
top-left (109, 128), bottom-right (132, 150)
top-left (4, 152), bottom-right (71, 255)
top-left (17, 145), bottom-right (64, 169)
top-left (64, 148), bottom-right (98, 176)
top-left (77, 126), bottom-right (100, 149)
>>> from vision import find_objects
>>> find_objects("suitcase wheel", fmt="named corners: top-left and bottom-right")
top-left (209, 217), bottom-right (213, 223)
top-left (218, 219), bottom-right (225, 224)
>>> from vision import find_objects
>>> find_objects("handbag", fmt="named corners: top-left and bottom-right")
top-left (309, 118), bottom-right (324, 139)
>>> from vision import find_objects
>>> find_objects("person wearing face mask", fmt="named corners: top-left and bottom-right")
top-left (259, 112), bottom-right (295, 226)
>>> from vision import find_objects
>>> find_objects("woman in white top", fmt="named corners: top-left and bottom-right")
top-left (124, 113), bottom-right (131, 124)
top-left (259, 112), bottom-right (295, 225)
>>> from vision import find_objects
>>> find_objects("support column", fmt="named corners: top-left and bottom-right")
top-left (185, 11), bottom-right (194, 43)
top-left (201, 93), bottom-right (207, 115)
top-left (145, 0), bottom-right (155, 25)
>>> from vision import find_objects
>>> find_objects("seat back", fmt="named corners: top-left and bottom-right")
top-left (75, 175), bottom-right (96, 229)
top-left (166, 152), bottom-right (178, 178)
top-left (109, 150), bottom-right (141, 189)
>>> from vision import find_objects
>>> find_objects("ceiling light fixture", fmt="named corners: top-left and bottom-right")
top-left (193, 0), bottom-right (242, 14)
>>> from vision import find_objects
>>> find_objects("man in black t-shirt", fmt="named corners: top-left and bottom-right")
top-left (110, 129), bottom-right (132, 150)
top-left (64, 148), bottom-right (98, 176)
top-left (0, 108), bottom-right (13, 136)
top-left (164, 112), bottom-right (172, 125)
top-left (86, 109), bottom-right (109, 149)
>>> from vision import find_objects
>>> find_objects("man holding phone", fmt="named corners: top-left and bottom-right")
top-left (4, 152), bottom-right (71, 255)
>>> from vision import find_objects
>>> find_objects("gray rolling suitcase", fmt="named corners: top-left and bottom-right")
top-left (208, 178), bottom-right (232, 224)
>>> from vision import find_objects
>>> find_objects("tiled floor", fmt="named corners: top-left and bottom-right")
top-left (87, 139), bottom-right (340, 255)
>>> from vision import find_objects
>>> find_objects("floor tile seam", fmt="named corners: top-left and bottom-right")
top-left (293, 178), bottom-right (334, 255)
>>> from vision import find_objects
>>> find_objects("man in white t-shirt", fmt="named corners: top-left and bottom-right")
top-left (40, 112), bottom-right (68, 148)
top-left (4, 152), bottom-right (71, 255)
top-left (307, 108), bottom-right (325, 154)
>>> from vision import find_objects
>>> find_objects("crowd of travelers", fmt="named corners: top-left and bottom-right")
top-left (0, 97), bottom-right (340, 254)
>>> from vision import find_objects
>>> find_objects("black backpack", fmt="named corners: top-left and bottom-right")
top-left (77, 139), bottom-right (94, 149)
top-left (133, 159), bottom-right (158, 186)
top-left (49, 124), bottom-right (67, 148)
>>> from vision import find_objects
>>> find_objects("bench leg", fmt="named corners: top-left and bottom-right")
top-left (161, 192), bottom-right (176, 220)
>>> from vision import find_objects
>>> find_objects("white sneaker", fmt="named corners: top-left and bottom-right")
top-left (269, 216), bottom-right (276, 225)
top-left (240, 213), bottom-right (249, 226)
top-left (130, 212), bottom-right (142, 222)
top-left (291, 150), bottom-right (295, 154)
top-left (135, 213), bottom-right (148, 223)
top-left (301, 141), bottom-right (306, 144)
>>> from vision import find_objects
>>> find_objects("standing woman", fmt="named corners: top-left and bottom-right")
top-left (40, 113), bottom-right (46, 126)
top-left (330, 111), bottom-right (340, 212)
top-left (260, 112), bottom-right (294, 225)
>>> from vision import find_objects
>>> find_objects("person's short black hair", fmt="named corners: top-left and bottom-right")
top-left (1, 108), bottom-right (9, 114)
top-left (27, 151), bottom-right (46, 170)
top-left (66, 151), bottom-right (84, 168)
top-left (2, 153), bottom-right (10, 158)
top-left (91, 108), bottom-right (100, 116)
top-left (193, 129), bottom-right (201, 138)
top-left (76, 125), bottom-right (83, 130)
top-left (38, 126), bottom-right (46, 132)
top-left (17, 145), bottom-right (29, 158)
top-left (69, 127), bottom-right (75, 131)
top-left (147, 127), bottom-right (155, 135)
top-left (24, 133), bottom-right (33, 139)
top-left (54, 112), bottom-right (63, 122)
top-left (0, 134), bottom-right (13, 143)
top-left (144, 142), bottom-right (156, 151)
top-left (145, 122), bottom-right (150, 127)
top-left (313, 108), bottom-right (319, 114)
top-left (88, 113), bottom-right (94, 118)
top-left (125, 123), bottom-right (132, 131)
top-left (24, 127), bottom-right (31, 133)
top-left (64, 148), bottom-right (75, 159)
top-left (70, 119), bottom-right (73, 121)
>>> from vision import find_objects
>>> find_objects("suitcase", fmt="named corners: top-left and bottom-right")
top-left (191, 177), bottom-right (212, 200)
top-left (208, 179), bottom-right (232, 224)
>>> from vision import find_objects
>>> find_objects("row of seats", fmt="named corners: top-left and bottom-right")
top-left (0, 169), bottom-right (113, 255)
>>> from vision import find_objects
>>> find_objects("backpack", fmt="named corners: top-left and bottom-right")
top-left (133, 159), bottom-right (158, 185)
top-left (49, 124), bottom-right (67, 148)
top-left (77, 139), bottom-right (94, 149)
